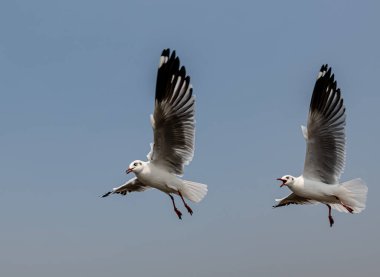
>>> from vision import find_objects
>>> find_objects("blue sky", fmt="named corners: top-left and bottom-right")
top-left (1, 0), bottom-right (379, 276)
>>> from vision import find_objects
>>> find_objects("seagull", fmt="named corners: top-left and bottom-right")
top-left (102, 49), bottom-right (207, 219)
top-left (274, 64), bottom-right (368, 227)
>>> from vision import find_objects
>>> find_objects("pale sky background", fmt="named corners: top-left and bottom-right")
top-left (1, 1), bottom-right (379, 276)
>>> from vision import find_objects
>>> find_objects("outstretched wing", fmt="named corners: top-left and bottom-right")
top-left (273, 193), bottom-right (317, 208)
top-left (147, 49), bottom-right (195, 175)
top-left (101, 177), bottom-right (150, 198)
top-left (303, 65), bottom-right (346, 184)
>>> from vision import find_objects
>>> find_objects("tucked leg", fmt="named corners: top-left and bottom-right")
top-left (326, 204), bottom-right (334, 227)
top-left (169, 194), bottom-right (182, 220)
top-left (335, 196), bottom-right (354, 214)
top-left (341, 203), bottom-right (354, 214)
top-left (178, 191), bottom-right (193, 215)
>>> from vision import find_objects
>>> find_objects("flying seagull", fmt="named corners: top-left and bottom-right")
top-left (102, 49), bottom-right (207, 219)
top-left (274, 65), bottom-right (368, 227)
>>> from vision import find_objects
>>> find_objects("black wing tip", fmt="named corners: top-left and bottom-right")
top-left (179, 66), bottom-right (186, 77)
top-left (320, 64), bottom-right (329, 73)
top-left (158, 49), bottom-right (180, 69)
top-left (160, 48), bottom-right (178, 60)
top-left (101, 190), bottom-right (128, 197)
top-left (317, 64), bottom-right (339, 89)
top-left (273, 202), bottom-right (298, 208)
top-left (310, 63), bottom-right (345, 118)
top-left (317, 64), bottom-right (333, 79)
top-left (156, 48), bottom-right (192, 103)
top-left (158, 49), bottom-right (171, 69)
top-left (161, 48), bottom-right (171, 58)
top-left (101, 191), bottom-right (112, 198)
top-left (272, 203), bottom-right (287, 208)
top-left (159, 48), bottom-right (181, 63)
top-left (170, 50), bottom-right (177, 59)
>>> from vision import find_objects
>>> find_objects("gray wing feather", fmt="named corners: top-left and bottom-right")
top-left (147, 49), bottom-right (195, 175)
top-left (303, 65), bottom-right (346, 184)
top-left (273, 193), bottom-right (317, 208)
top-left (101, 177), bottom-right (150, 197)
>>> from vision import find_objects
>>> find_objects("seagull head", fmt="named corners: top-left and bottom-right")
top-left (277, 175), bottom-right (295, 187)
top-left (126, 160), bottom-right (144, 174)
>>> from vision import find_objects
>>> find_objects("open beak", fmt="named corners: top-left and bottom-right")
top-left (126, 168), bottom-right (133, 174)
top-left (276, 178), bottom-right (287, 187)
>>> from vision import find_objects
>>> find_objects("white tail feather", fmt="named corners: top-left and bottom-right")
top-left (181, 180), bottom-right (208, 203)
top-left (335, 178), bottom-right (368, 213)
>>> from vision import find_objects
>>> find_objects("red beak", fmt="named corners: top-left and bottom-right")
top-left (126, 168), bottom-right (133, 174)
top-left (276, 178), bottom-right (287, 187)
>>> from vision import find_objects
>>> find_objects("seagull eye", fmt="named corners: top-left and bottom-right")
top-left (133, 162), bottom-right (138, 166)
top-left (286, 177), bottom-right (289, 179)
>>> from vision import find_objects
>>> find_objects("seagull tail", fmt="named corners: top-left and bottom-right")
top-left (335, 178), bottom-right (368, 213)
top-left (181, 180), bottom-right (208, 203)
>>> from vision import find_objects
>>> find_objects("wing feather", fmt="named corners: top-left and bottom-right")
top-left (147, 49), bottom-right (195, 175)
top-left (303, 65), bottom-right (346, 184)
top-left (273, 193), bottom-right (317, 208)
top-left (101, 177), bottom-right (150, 198)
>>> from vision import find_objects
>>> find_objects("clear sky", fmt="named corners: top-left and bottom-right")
top-left (1, 0), bottom-right (379, 276)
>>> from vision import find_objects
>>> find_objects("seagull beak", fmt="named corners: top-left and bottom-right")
top-left (276, 178), bottom-right (287, 187)
top-left (126, 168), bottom-right (133, 174)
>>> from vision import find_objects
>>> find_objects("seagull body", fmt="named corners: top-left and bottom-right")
top-left (102, 49), bottom-right (207, 219)
top-left (274, 65), bottom-right (368, 227)
top-left (287, 177), bottom-right (338, 202)
top-left (128, 161), bottom-right (192, 195)
top-left (132, 161), bottom-right (181, 194)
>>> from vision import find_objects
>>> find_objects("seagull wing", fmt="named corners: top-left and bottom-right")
top-left (147, 49), bottom-right (195, 175)
top-left (303, 65), bottom-right (346, 184)
top-left (273, 193), bottom-right (317, 208)
top-left (101, 177), bottom-right (150, 197)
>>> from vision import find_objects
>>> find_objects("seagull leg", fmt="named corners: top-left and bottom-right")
top-left (178, 191), bottom-right (193, 215)
top-left (169, 194), bottom-right (182, 220)
top-left (334, 196), bottom-right (354, 214)
top-left (341, 202), bottom-right (354, 214)
top-left (326, 204), bottom-right (334, 227)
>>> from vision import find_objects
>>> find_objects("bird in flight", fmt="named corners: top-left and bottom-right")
top-left (102, 49), bottom-right (207, 219)
top-left (274, 65), bottom-right (368, 227)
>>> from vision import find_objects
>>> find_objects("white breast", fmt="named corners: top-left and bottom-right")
top-left (135, 163), bottom-right (182, 194)
top-left (290, 176), bottom-right (340, 203)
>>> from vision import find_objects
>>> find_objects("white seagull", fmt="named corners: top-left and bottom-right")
top-left (102, 49), bottom-right (207, 219)
top-left (274, 65), bottom-right (368, 227)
